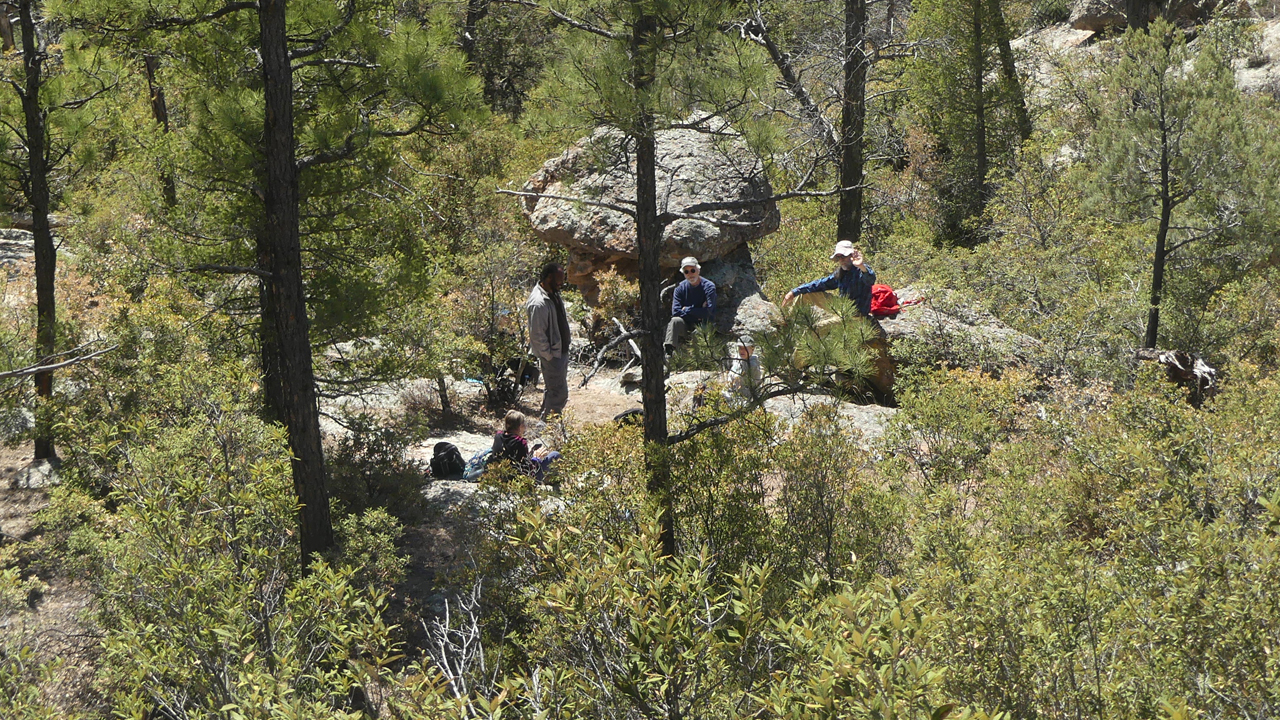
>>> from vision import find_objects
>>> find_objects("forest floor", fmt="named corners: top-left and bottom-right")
top-left (0, 441), bottom-right (106, 714)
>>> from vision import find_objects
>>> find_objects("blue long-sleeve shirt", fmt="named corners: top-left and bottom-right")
top-left (791, 265), bottom-right (876, 316)
top-left (672, 278), bottom-right (717, 325)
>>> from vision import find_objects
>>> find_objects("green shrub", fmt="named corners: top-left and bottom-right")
top-left (327, 413), bottom-right (429, 524)
top-left (91, 389), bottom-right (401, 718)
top-left (1029, 0), bottom-right (1071, 29)
top-left (0, 646), bottom-right (77, 720)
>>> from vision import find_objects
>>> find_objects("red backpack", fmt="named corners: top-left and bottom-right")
top-left (870, 284), bottom-right (901, 318)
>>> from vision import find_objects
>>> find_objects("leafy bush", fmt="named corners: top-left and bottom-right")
top-left (0, 646), bottom-right (77, 720)
top-left (82, 378), bottom-right (401, 717)
top-left (326, 412), bottom-right (429, 524)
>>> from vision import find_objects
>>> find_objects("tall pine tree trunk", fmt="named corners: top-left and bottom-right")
top-left (257, 232), bottom-right (285, 423)
top-left (970, 0), bottom-right (988, 220)
top-left (142, 53), bottom-right (178, 207)
top-left (1127, 0), bottom-right (1150, 31)
top-left (18, 0), bottom-right (56, 461)
top-left (460, 0), bottom-right (490, 63)
top-left (1143, 127), bottom-right (1172, 349)
top-left (631, 3), bottom-right (674, 558)
top-left (259, 0), bottom-right (333, 562)
top-left (836, 0), bottom-right (866, 246)
top-left (988, 0), bottom-right (1032, 142)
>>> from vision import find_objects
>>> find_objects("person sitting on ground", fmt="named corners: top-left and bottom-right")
top-left (726, 335), bottom-right (763, 398)
top-left (492, 410), bottom-right (560, 482)
top-left (781, 240), bottom-right (876, 317)
top-left (665, 256), bottom-right (717, 356)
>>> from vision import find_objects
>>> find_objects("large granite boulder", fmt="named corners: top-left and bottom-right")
top-left (693, 245), bottom-right (781, 337)
top-left (1070, 0), bottom-right (1221, 31)
top-left (521, 120), bottom-right (780, 297)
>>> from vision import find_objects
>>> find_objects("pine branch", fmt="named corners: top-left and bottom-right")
top-left (491, 0), bottom-right (619, 39)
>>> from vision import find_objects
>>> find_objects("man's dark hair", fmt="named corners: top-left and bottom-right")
top-left (540, 262), bottom-right (564, 282)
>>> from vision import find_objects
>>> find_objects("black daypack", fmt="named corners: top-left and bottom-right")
top-left (430, 442), bottom-right (466, 479)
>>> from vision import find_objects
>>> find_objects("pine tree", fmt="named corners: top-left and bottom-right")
top-left (68, 0), bottom-right (479, 561)
top-left (516, 0), bottom-right (753, 555)
top-left (908, 0), bottom-right (1030, 243)
top-left (1, 1), bottom-right (112, 460)
top-left (1086, 21), bottom-right (1264, 349)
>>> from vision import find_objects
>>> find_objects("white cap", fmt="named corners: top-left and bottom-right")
top-left (830, 241), bottom-right (856, 259)
top-left (680, 256), bottom-right (700, 271)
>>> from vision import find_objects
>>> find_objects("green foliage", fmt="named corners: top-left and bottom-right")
top-left (334, 508), bottom-right (410, 590)
top-left (326, 413), bottom-right (429, 524)
top-left (1028, 0), bottom-right (1071, 28)
top-left (0, 646), bottom-right (77, 720)
top-left (882, 368), bottom-right (1032, 491)
top-left (92, 386), bottom-right (401, 718)
top-left (1081, 19), bottom-right (1280, 350)
top-left (771, 406), bottom-right (903, 584)
top-left (907, 0), bottom-right (1028, 241)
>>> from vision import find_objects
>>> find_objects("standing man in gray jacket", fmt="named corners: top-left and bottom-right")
top-left (527, 262), bottom-right (572, 417)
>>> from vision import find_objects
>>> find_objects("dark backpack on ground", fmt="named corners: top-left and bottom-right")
top-left (430, 442), bottom-right (466, 479)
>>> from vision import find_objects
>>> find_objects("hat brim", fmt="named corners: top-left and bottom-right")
top-left (830, 251), bottom-right (853, 259)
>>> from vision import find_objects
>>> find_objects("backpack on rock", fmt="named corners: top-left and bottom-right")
top-left (429, 442), bottom-right (466, 479)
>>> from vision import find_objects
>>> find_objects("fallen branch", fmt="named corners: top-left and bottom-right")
top-left (0, 344), bottom-right (119, 380)
top-left (665, 383), bottom-right (811, 444)
top-left (611, 317), bottom-right (644, 359)
top-left (581, 327), bottom-right (647, 387)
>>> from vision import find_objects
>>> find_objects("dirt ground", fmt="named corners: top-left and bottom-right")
top-left (0, 442), bottom-right (105, 714)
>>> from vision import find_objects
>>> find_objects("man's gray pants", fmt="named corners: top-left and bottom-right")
top-left (539, 354), bottom-right (570, 417)
top-left (665, 316), bottom-right (689, 350)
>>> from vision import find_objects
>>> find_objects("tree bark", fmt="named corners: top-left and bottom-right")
top-left (460, 0), bottom-right (490, 63)
top-left (1143, 123), bottom-right (1172, 349)
top-left (142, 53), bottom-right (179, 207)
top-left (970, 0), bottom-right (989, 218)
top-left (436, 374), bottom-right (453, 419)
top-left (836, 0), bottom-right (867, 245)
top-left (631, 3), bottom-right (674, 558)
top-left (1126, 0), bottom-right (1150, 31)
top-left (988, 0), bottom-right (1032, 142)
top-left (259, 0), bottom-right (333, 562)
top-left (257, 232), bottom-right (285, 424)
top-left (0, 3), bottom-right (15, 51)
top-left (18, 0), bottom-right (56, 461)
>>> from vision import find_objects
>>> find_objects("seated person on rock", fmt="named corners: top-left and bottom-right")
top-left (665, 256), bottom-right (717, 356)
top-left (492, 410), bottom-right (560, 482)
top-left (782, 240), bottom-right (875, 317)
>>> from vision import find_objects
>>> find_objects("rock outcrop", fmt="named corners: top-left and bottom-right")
top-left (1069, 0), bottom-right (1226, 32)
top-left (1069, 0), bottom-right (1127, 32)
top-left (0, 228), bottom-right (34, 270)
top-left (879, 286), bottom-right (1043, 367)
top-left (1236, 16), bottom-right (1280, 97)
top-left (521, 121), bottom-right (780, 296)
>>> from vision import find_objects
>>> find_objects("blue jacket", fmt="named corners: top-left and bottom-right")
top-left (672, 278), bottom-right (717, 325)
top-left (792, 265), bottom-right (876, 316)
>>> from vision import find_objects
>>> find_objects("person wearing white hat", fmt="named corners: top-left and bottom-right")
top-left (781, 240), bottom-right (876, 316)
top-left (665, 256), bottom-right (717, 356)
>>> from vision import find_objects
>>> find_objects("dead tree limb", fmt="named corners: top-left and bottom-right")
top-left (581, 328), bottom-right (647, 387)
top-left (0, 344), bottom-right (118, 380)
